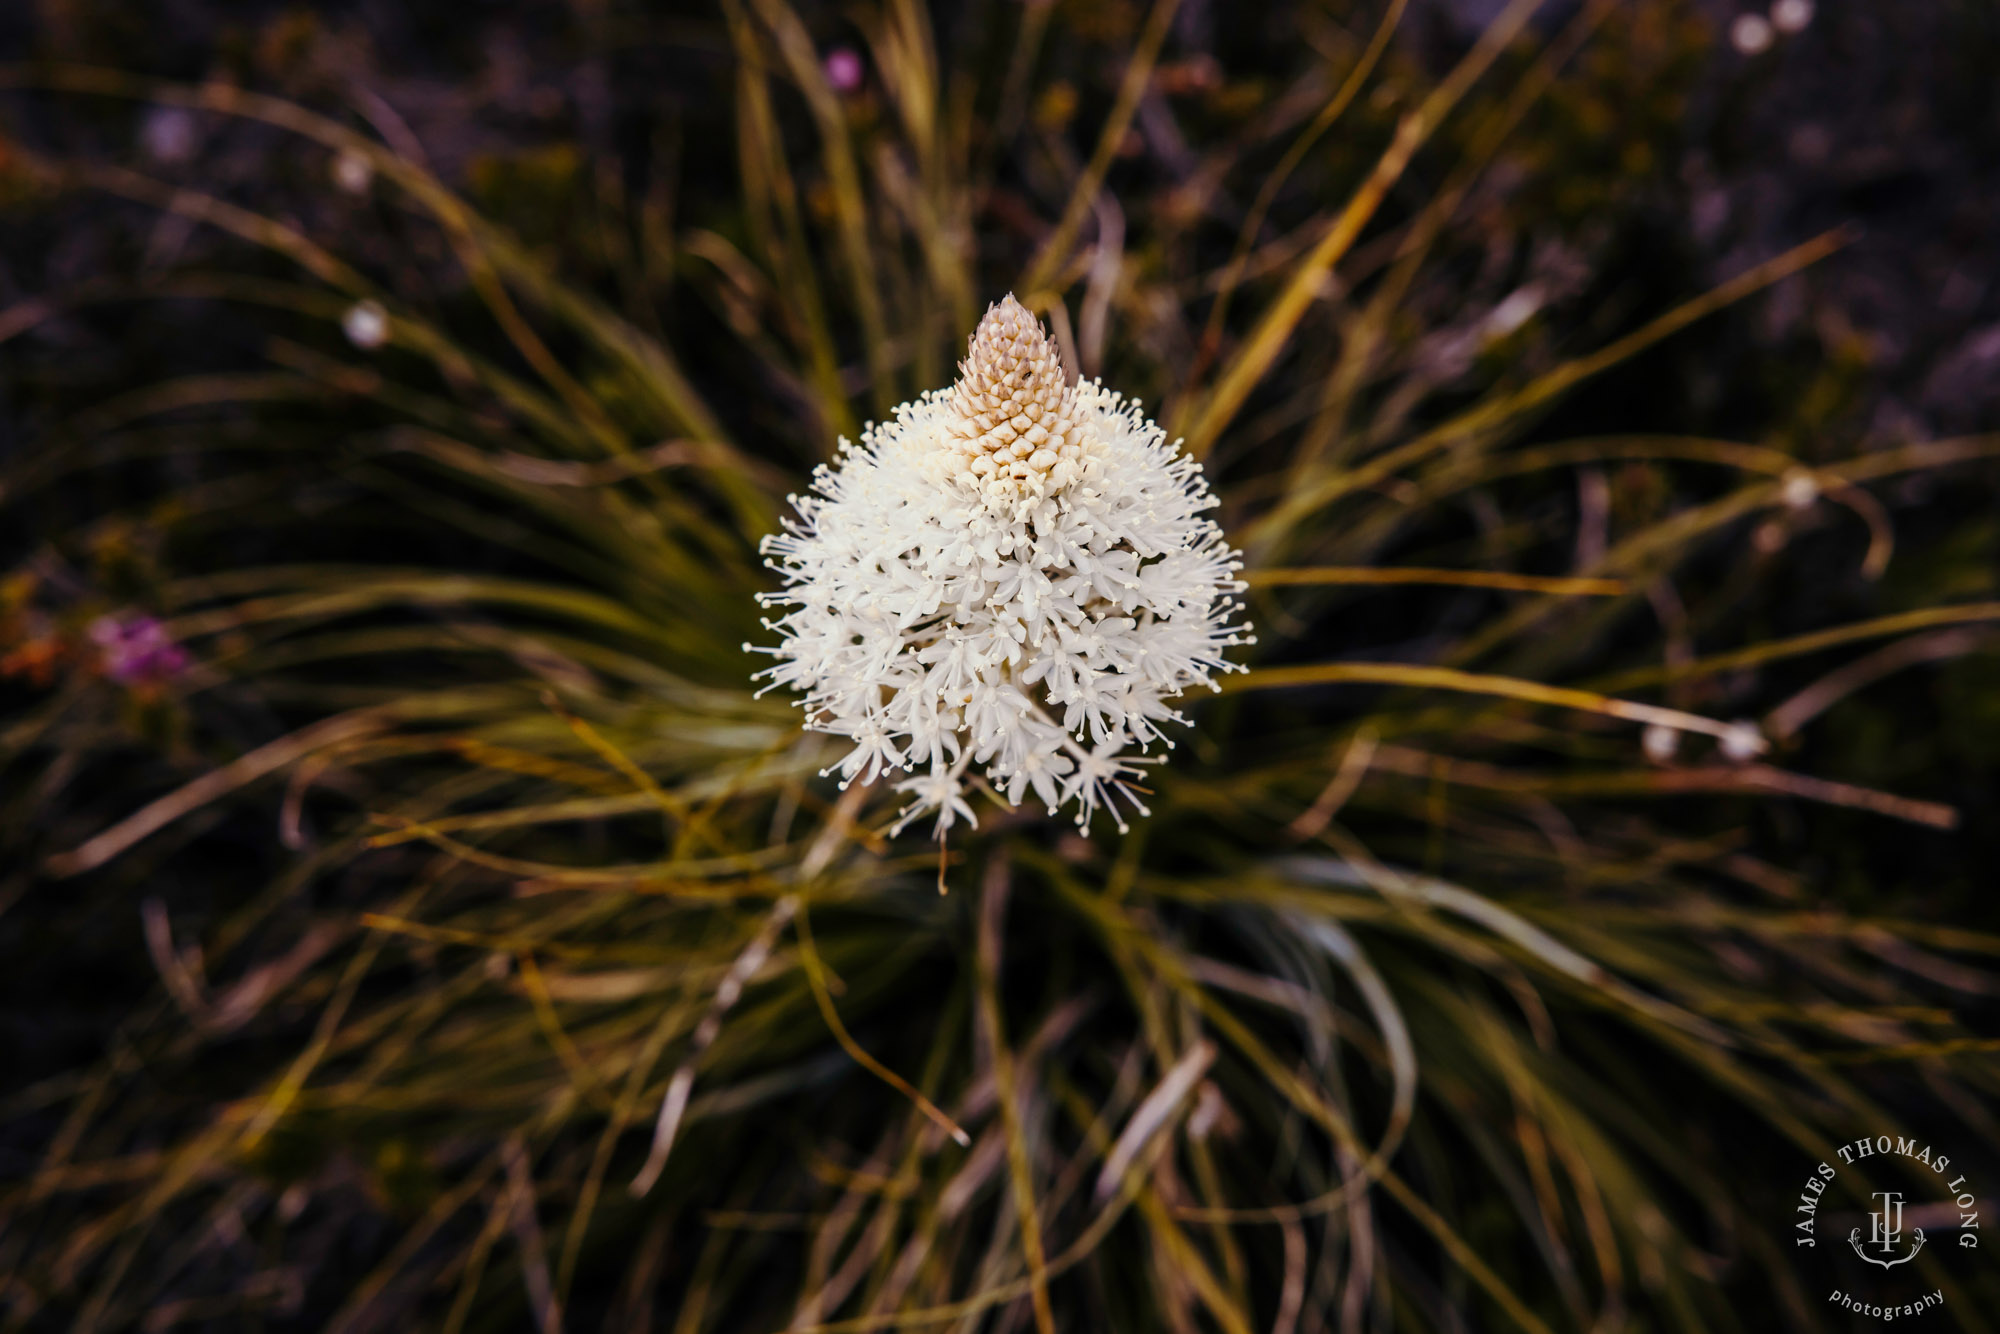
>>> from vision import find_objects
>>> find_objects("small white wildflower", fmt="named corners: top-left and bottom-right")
top-left (141, 107), bottom-right (198, 164)
top-left (1187, 1080), bottom-right (1226, 1141)
top-left (331, 149), bottom-right (374, 195)
top-left (1730, 13), bottom-right (1774, 55)
top-left (1719, 719), bottom-right (1768, 762)
top-left (341, 300), bottom-right (389, 350)
top-left (752, 295), bottom-right (1252, 837)
top-left (1484, 285), bottom-right (1544, 339)
top-left (1641, 723), bottom-right (1680, 764)
top-left (1770, 0), bottom-right (1813, 34)
top-left (1780, 467), bottom-right (1819, 511)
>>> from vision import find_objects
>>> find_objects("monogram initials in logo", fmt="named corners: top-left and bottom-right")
top-left (1849, 1191), bottom-right (1926, 1269)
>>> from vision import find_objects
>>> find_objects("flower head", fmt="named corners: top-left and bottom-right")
top-left (822, 47), bottom-right (865, 95)
top-left (752, 295), bottom-right (1251, 836)
top-left (89, 613), bottom-right (190, 686)
top-left (342, 300), bottom-right (390, 350)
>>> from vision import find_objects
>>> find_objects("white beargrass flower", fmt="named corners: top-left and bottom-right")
top-left (751, 295), bottom-right (1252, 837)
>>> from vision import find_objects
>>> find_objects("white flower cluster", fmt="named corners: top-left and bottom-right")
top-left (751, 295), bottom-right (1251, 836)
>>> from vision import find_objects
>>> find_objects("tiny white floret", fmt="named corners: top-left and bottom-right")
top-left (752, 295), bottom-right (1252, 836)
top-left (1718, 719), bottom-right (1768, 762)
top-left (1770, 0), bottom-right (1813, 35)
top-left (342, 300), bottom-right (390, 350)
top-left (1780, 467), bottom-right (1819, 511)
top-left (332, 149), bottom-right (374, 195)
top-left (1730, 13), bottom-right (1774, 54)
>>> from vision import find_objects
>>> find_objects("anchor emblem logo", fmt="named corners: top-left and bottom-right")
top-left (1849, 1191), bottom-right (1926, 1269)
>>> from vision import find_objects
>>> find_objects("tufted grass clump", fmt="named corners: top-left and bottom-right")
top-left (2, 3), bottom-right (1997, 1331)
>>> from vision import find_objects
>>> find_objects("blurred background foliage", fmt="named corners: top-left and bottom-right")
top-left (1, 0), bottom-right (1997, 1330)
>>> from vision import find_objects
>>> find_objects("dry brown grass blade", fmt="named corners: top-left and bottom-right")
top-left (740, 0), bottom-right (896, 415)
top-left (0, 64), bottom-right (732, 445)
top-left (1092, 1039), bottom-right (1215, 1203)
top-left (1179, 0), bottom-right (1545, 458)
top-left (322, 1153), bottom-right (503, 1334)
top-left (240, 891), bottom-right (414, 1150)
top-left (1180, 109), bottom-right (1424, 458)
top-left (106, 136), bottom-right (616, 457)
top-left (974, 854), bottom-right (1055, 1334)
top-left (536, 690), bottom-right (723, 857)
top-left (1362, 744), bottom-right (1960, 830)
top-left (720, 20), bottom-right (856, 443)
top-left (362, 817), bottom-right (784, 892)
top-left (1593, 601), bottom-right (2000, 692)
top-left (41, 158), bottom-right (368, 292)
top-left (1648, 767), bottom-right (1958, 830)
top-left (788, 1104), bottom-right (1173, 1333)
top-left (1247, 228), bottom-right (1855, 552)
top-left (501, 1136), bottom-right (565, 1334)
top-left (1095, 904), bottom-right (1559, 1334)
top-left (629, 897), bottom-right (798, 1198)
top-left (45, 710), bottom-right (388, 876)
top-left (1193, 0), bottom-right (1410, 373)
top-left (1220, 660), bottom-right (1757, 746)
top-left (1764, 629), bottom-right (1996, 740)
top-left (1282, 0), bottom-right (1618, 480)
top-left (556, 995), bottom-right (700, 1302)
top-left (794, 895), bottom-right (970, 1148)
top-left (1131, 1184), bottom-right (1256, 1334)
top-left (515, 951), bottom-right (613, 1111)
top-left (1247, 567), bottom-right (1627, 595)
top-left (1419, 440), bottom-right (2000, 677)
top-left (1018, 0), bottom-right (1181, 296)
top-left (1286, 727), bottom-right (1380, 842)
